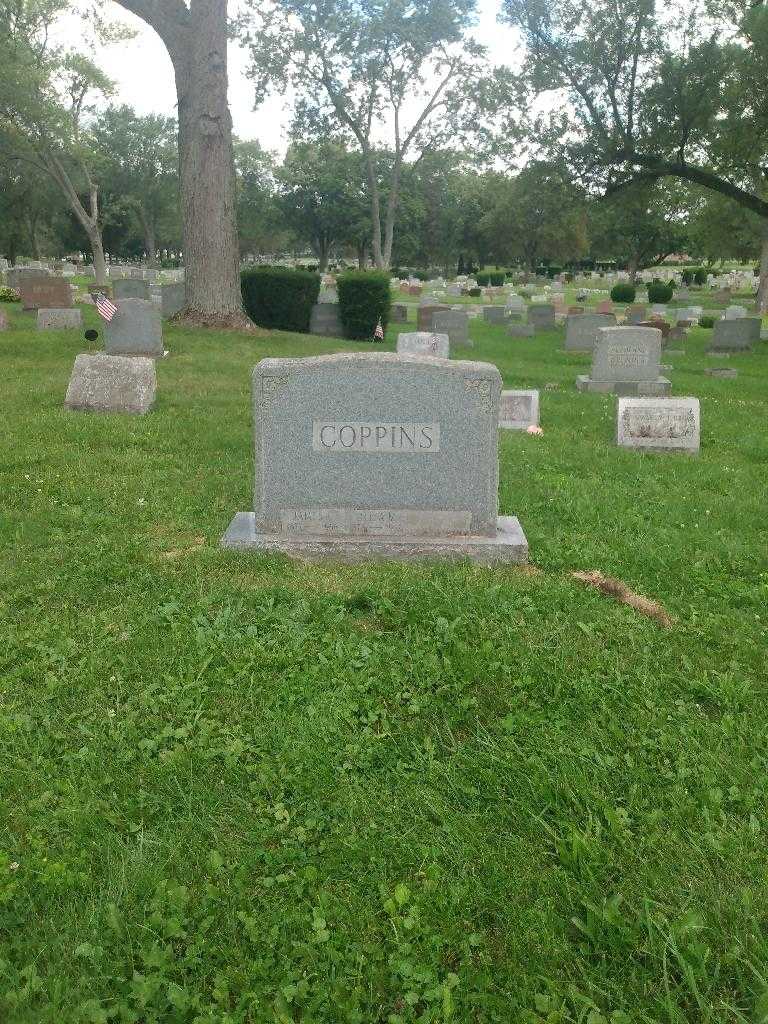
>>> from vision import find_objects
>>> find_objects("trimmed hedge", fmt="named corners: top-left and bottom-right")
top-left (647, 281), bottom-right (674, 303)
top-left (241, 267), bottom-right (320, 332)
top-left (698, 315), bottom-right (715, 329)
top-left (337, 270), bottom-right (392, 341)
top-left (489, 272), bottom-right (506, 286)
top-left (610, 283), bottom-right (636, 303)
top-left (468, 287), bottom-right (481, 297)
top-left (476, 272), bottom-right (491, 286)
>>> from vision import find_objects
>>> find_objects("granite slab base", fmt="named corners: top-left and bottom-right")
top-left (221, 513), bottom-right (528, 565)
top-left (576, 375), bottom-right (671, 397)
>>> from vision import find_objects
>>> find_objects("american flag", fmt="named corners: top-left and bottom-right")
top-left (373, 317), bottom-right (384, 342)
top-left (95, 292), bottom-right (118, 322)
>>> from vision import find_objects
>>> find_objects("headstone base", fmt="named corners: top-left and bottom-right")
top-left (575, 375), bottom-right (671, 396)
top-left (221, 512), bottom-right (528, 565)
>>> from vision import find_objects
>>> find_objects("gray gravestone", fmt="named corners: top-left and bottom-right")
top-left (528, 304), bottom-right (556, 331)
top-left (7, 267), bottom-right (48, 290)
top-left (161, 282), bottom-right (186, 319)
top-left (483, 306), bottom-right (507, 325)
top-left (705, 367), bottom-right (738, 378)
top-left (391, 303), bottom-right (408, 323)
top-left (433, 310), bottom-right (470, 347)
top-left (37, 308), bottom-right (83, 330)
top-left (626, 305), bottom-right (647, 325)
top-left (724, 304), bottom-right (748, 320)
top-left (709, 318), bottom-right (760, 352)
top-left (617, 397), bottom-right (700, 454)
top-left (221, 352), bottom-right (528, 564)
top-left (310, 303), bottom-right (343, 337)
top-left (65, 353), bottom-right (156, 414)
top-left (576, 326), bottom-right (671, 396)
top-left (499, 390), bottom-right (539, 430)
top-left (417, 304), bottom-right (449, 332)
top-left (396, 332), bottom-right (449, 359)
top-left (564, 313), bottom-right (617, 351)
top-left (113, 279), bottom-right (150, 301)
top-left (105, 298), bottom-right (164, 357)
top-left (508, 324), bottom-right (535, 338)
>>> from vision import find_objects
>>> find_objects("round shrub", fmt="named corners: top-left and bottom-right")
top-left (694, 268), bottom-right (708, 286)
top-left (468, 287), bottom-right (481, 297)
top-left (610, 283), bottom-right (636, 303)
top-left (337, 270), bottom-right (392, 340)
top-left (0, 286), bottom-right (20, 302)
top-left (647, 281), bottom-right (674, 303)
top-left (476, 272), bottom-right (491, 286)
top-left (698, 315), bottom-right (715, 329)
top-left (241, 266), bottom-right (320, 332)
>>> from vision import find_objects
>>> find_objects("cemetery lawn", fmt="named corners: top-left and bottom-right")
top-left (3, 304), bottom-right (768, 1024)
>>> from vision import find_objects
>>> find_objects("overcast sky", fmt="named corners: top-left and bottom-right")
top-left (82, 0), bottom-right (519, 155)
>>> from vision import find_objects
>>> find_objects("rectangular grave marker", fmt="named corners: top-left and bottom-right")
top-left (616, 397), bottom-right (700, 453)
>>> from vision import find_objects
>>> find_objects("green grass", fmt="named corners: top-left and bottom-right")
top-left (2, 301), bottom-right (768, 1023)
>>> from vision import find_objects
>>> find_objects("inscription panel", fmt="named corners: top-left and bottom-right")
top-left (617, 397), bottom-right (700, 453)
top-left (313, 421), bottom-right (440, 453)
top-left (278, 508), bottom-right (471, 537)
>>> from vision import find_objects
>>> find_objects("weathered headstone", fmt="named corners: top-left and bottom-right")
top-left (567, 305), bottom-right (585, 315)
top-left (724, 304), bottom-right (748, 320)
top-left (19, 276), bottom-right (72, 310)
top-left (483, 306), bottom-right (507, 325)
top-left (433, 310), bottom-right (471, 347)
top-left (309, 302), bottom-right (343, 337)
top-left (221, 352), bottom-right (528, 563)
top-left (626, 305), bottom-right (648, 325)
top-left (396, 332), bottom-right (449, 359)
top-left (564, 313), bottom-right (617, 351)
top-left (508, 324), bottom-right (535, 338)
top-left (113, 279), bottom-right (151, 301)
top-left (7, 267), bottom-right (48, 290)
top-left (160, 282), bottom-right (186, 319)
top-left (417, 304), bottom-right (449, 332)
top-left (596, 300), bottom-right (614, 315)
top-left (65, 353), bottom-right (156, 414)
top-left (37, 308), bottom-right (83, 330)
top-left (105, 298), bottom-right (164, 357)
top-left (528, 304), bottom-right (556, 331)
top-left (576, 326), bottom-right (671, 396)
top-left (637, 318), bottom-right (672, 340)
top-left (705, 367), bottom-right (738, 378)
top-left (499, 390), bottom-right (539, 430)
top-left (709, 318), bottom-right (760, 352)
top-left (616, 397), bottom-right (700, 454)
top-left (390, 303), bottom-right (408, 323)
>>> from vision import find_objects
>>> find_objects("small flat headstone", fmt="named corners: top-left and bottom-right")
top-left (37, 308), bottom-right (83, 330)
top-left (499, 390), bottom-right (539, 430)
top-left (617, 397), bottom-right (700, 454)
top-left (705, 367), bottom-right (738, 379)
top-left (508, 324), bottom-right (535, 338)
top-left (396, 332), bottom-right (449, 358)
top-left (65, 353), bottom-right (156, 414)
top-left (309, 302), bottom-right (343, 338)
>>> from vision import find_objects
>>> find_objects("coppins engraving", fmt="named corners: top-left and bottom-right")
top-left (312, 421), bottom-right (440, 453)
top-left (621, 407), bottom-right (696, 438)
top-left (606, 345), bottom-right (649, 369)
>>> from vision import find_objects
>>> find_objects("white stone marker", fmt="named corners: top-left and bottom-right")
top-left (499, 390), bottom-right (540, 430)
top-left (396, 332), bottom-right (450, 359)
top-left (222, 352), bottom-right (528, 563)
top-left (65, 353), bottom-right (156, 414)
top-left (616, 397), bottom-right (700, 454)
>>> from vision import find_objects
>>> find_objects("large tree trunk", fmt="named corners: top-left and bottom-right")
top-left (25, 210), bottom-right (41, 259)
top-left (382, 154), bottom-right (402, 268)
top-left (88, 228), bottom-right (108, 286)
top-left (627, 254), bottom-right (639, 284)
top-left (362, 146), bottom-right (384, 269)
top-left (114, 0), bottom-right (248, 327)
top-left (756, 219), bottom-right (768, 314)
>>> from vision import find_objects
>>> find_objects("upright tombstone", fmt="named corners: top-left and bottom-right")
top-left (724, 304), bottom-right (748, 320)
top-left (160, 282), bottom-right (186, 319)
top-left (396, 332), bottom-right (449, 359)
top-left (709, 317), bottom-right (760, 352)
top-left (7, 267), bottom-right (48, 290)
top-left (113, 279), bottom-right (151, 301)
top-left (309, 302), bottom-right (343, 337)
top-left (527, 304), bottom-right (556, 331)
top-left (596, 300), bottom-right (614, 315)
top-left (417, 304), bottom-right (449, 332)
top-left (390, 303), bottom-right (408, 323)
top-left (483, 306), bottom-right (507, 325)
top-left (105, 298), bottom-right (164, 358)
top-left (617, 397), bottom-right (700, 454)
top-left (499, 390), bottom-right (540, 430)
top-left (65, 353), bottom-right (156, 415)
top-left (37, 308), bottom-right (83, 330)
top-left (221, 352), bottom-right (528, 563)
top-left (19, 276), bottom-right (72, 310)
top-left (576, 326), bottom-right (671, 396)
top-left (564, 312), bottom-right (617, 351)
top-left (433, 310), bottom-right (471, 347)
top-left (625, 304), bottom-right (648, 325)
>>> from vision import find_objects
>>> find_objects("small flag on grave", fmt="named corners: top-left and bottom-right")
top-left (373, 317), bottom-right (384, 342)
top-left (95, 292), bottom-right (118, 323)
